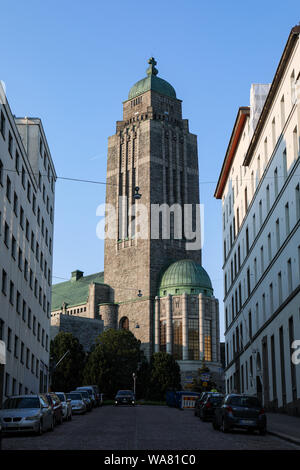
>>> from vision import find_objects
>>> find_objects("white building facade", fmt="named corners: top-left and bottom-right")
top-left (215, 26), bottom-right (300, 415)
top-left (0, 87), bottom-right (56, 403)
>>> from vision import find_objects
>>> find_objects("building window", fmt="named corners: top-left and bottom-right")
top-left (287, 258), bottom-right (292, 295)
top-left (119, 316), bottom-right (129, 330)
top-left (188, 318), bottom-right (199, 360)
top-left (283, 148), bottom-right (287, 180)
top-left (274, 167), bottom-right (278, 197)
top-left (0, 111), bottom-right (6, 138)
top-left (172, 319), bottom-right (182, 360)
top-left (0, 159), bottom-right (3, 186)
top-left (8, 131), bottom-right (13, 156)
top-left (13, 192), bottom-right (18, 215)
top-left (21, 166), bottom-right (26, 188)
top-left (6, 175), bottom-right (11, 202)
top-left (4, 222), bottom-right (9, 247)
top-left (296, 184), bottom-right (300, 221)
top-left (9, 281), bottom-right (14, 305)
top-left (285, 203), bottom-right (290, 236)
top-left (2, 269), bottom-right (7, 295)
top-left (159, 320), bottom-right (166, 352)
top-left (280, 95), bottom-right (285, 129)
top-left (203, 319), bottom-right (211, 362)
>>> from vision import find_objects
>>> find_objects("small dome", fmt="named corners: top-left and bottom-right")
top-left (128, 57), bottom-right (176, 100)
top-left (158, 259), bottom-right (213, 297)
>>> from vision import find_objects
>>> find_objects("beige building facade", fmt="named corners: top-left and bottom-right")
top-left (215, 26), bottom-right (300, 415)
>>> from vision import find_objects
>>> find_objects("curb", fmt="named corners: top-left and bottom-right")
top-left (268, 430), bottom-right (300, 447)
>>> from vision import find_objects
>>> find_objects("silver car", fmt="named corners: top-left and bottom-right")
top-left (0, 394), bottom-right (54, 434)
top-left (66, 392), bottom-right (86, 414)
top-left (55, 392), bottom-right (72, 421)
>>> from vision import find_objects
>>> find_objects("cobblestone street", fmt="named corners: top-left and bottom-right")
top-left (1, 405), bottom-right (297, 451)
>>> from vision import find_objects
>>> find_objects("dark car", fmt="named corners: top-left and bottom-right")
top-left (194, 392), bottom-right (215, 417)
top-left (45, 393), bottom-right (63, 425)
top-left (199, 393), bottom-right (224, 421)
top-left (114, 390), bottom-right (135, 406)
top-left (212, 394), bottom-right (267, 435)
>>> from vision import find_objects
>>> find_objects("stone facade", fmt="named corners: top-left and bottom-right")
top-left (51, 59), bottom-right (223, 386)
top-left (51, 314), bottom-right (103, 352)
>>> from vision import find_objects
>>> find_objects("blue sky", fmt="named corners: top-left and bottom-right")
top-left (1, 1), bottom-right (299, 340)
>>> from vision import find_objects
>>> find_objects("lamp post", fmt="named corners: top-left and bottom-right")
top-left (132, 372), bottom-right (136, 397)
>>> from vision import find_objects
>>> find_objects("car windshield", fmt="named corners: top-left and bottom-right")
top-left (67, 393), bottom-right (82, 401)
top-left (117, 390), bottom-right (133, 396)
top-left (78, 388), bottom-right (92, 396)
top-left (56, 394), bottom-right (65, 402)
top-left (3, 397), bottom-right (40, 409)
top-left (80, 391), bottom-right (89, 398)
top-left (209, 396), bottom-right (223, 404)
top-left (229, 396), bottom-right (261, 408)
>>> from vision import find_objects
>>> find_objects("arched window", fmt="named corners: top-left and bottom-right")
top-left (119, 317), bottom-right (129, 330)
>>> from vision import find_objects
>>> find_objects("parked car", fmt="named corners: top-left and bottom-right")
top-left (199, 393), bottom-right (224, 421)
top-left (0, 394), bottom-right (54, 435)
top-left (212, 394), bottom-right (267, 435)
top-left (90, 385), bottom-right (103, 407)
top-left (55, 392), bottom-right (72, 421)
top-left (76, 386), bottom-right (97, 407)
top-left (72, 390), bottom-right (92, 411)
top-left (114, 390), bottom-right (135, 406)
top-left (66, 392), bottom-right (87, 414)
top-left (194, 392), bottom-right (215, 417)
top-left (45, 393), bottom-right (63, 425)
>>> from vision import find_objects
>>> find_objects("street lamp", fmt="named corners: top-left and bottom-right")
top-left (132, 372), bottom-right (136, 396)
top-left (133, 186), bottom-right (142, 200)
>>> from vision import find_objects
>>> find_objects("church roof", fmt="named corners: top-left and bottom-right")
top-left (158, 259), bottom-right (213, 297)
top-left (51, 271), bottom-right (104, 311)
top-left (128, 57), bottom-right (176, 100)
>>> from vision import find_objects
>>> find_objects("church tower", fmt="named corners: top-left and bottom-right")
top-left (102, 59), bottom-right (221, 384)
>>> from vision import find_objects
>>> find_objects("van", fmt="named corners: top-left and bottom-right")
top-left (76, 386), bottom-right (102, 407)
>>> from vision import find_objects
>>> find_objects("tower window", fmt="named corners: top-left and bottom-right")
top-left (119, 317), bottom-right (129, 330)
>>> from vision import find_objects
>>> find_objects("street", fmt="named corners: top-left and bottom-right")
top-left (1, 405), bottom-right (297, 450)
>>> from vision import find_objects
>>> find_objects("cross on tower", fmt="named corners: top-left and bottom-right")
top-left (146, 57), bottom-right (158, 76)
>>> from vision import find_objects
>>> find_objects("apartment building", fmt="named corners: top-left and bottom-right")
top-left (0, 86), bottom-right (56, 403)
top-left (215, 26), bottom-right (300, 415)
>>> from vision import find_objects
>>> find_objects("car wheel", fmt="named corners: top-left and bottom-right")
top-left (259, 428), bottom-right (267, 436)
top-left (37, 420), bottom-right (43, 435)
top-left (49, 418), bottom-right (54, 432)
top-left (212, 419), bottom-right (220, 431)
top-left (221, 418), bottom-right (229, 433)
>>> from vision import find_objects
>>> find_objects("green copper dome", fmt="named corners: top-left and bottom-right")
top-left (158, 259), bottom-right (213, 298)
top-left (128, 57), bottom-right (176, 100)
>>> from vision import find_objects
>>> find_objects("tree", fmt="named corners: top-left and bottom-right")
top-left (50, 332), bottom-right (86, 392)
top-left (83, 329), bottom-right (143, 398)
top-left (147, 352), bottom-right (181, 401)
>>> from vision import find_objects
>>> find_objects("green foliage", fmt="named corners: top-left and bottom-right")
top-left (83, 329), bottom-right (143, 398)
top-left (50, 332), bottom-right (86, 392)
top-left (147, 352), bottom-right (181, 401)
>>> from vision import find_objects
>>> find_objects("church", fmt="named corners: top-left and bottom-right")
top-left (51, 58), bottom-right (222, 386)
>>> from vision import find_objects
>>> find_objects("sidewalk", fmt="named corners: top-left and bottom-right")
top-left (267, 412), bottom-right (300, 446)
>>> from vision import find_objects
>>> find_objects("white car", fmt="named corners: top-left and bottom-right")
top-left (66, 392), bottom-right (86, 414)
top-left (0, 394), bottom-right (54, 434)
top-left (55, 392), bottom-right (72, 421)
